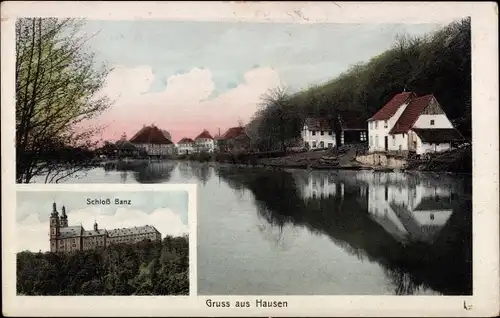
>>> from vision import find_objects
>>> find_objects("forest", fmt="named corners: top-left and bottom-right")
top-left (16, 235), bottom-right (189, 295)
top-left (247, 18), bottom-right (471, 151)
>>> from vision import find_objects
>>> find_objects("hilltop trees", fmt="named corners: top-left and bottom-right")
top-left (16, 235), bottom-right (189, 295)
top-left (15, 18), bottom-right (112, 183)
top-left (248, 18), bottom-right (471, 148)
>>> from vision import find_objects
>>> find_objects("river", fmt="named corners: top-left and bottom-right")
top-left (32, 161), bottom-right (472, 295)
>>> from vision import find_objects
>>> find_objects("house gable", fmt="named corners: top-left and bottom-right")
top-left (390, 95), bottom-right (435, 134)
top-left (195, 130), bottom-right (213, 141)
top-left (368, 92), bottom-right (416, 122)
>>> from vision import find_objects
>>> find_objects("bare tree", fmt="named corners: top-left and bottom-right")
top-left (16, 18), bottom-right (113, 183)
top-left (258, 85), bottom-right (297, 151)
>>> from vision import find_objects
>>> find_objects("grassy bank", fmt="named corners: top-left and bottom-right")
top-left (16, 235), bottom-right (189, 296)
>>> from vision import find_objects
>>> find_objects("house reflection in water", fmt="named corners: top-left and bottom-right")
top-left (293, 170), bottom-right (455, 244)
top-left (355, 171), bottom-right (454, 244)
top-left (293, 171), bottom-right (345, 200)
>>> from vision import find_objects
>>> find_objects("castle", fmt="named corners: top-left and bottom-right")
top-left (49, 202), bottom-right (162, 253)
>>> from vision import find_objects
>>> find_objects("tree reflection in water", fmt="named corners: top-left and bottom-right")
top-left (214, 166), bottom-right (472, 296)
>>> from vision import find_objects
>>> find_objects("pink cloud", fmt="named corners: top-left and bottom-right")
top-left (86, 66), bottom-right (281, 143)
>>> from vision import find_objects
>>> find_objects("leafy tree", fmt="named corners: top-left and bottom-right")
top-left (16, 18), bottom-right (113, 183)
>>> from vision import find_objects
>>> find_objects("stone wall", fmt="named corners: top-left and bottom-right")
top-left (355, 153), bottom-right (407, 169)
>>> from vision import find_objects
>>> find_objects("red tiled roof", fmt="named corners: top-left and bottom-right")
top-left (390, 95), bottom-right (435, 134)
top-left (221, 126), bottom-right (246, 140)
top-left (129, 125), bottom-right (173, 144)
top-left (178, 137), bottom-right (194, 144)
top-left (195, 130), bottom-right (213, 140)
top-left (369, 92), bottom-right (416, 121)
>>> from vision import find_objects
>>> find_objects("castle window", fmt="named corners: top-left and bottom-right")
top-left (430, 119), bottom-right (435, 126)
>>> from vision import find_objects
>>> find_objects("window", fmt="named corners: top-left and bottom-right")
top-left (328, 143), bottom-right (333, 148)
top-left (320, 141), bottom-right (325, 148)
top-left (384, 120), bottom-right (388, 128)
top-left (375, 121), bottom-right (378, 129)
top-left (369, 136), bottom-right (373, 146)
top-left (320, 131), bottom-right (324, 136)
top-left (430, 119), bottom-right (435, 126)
top-left (360, 131), bottom-right (367, 142)
top-left (328, 131), bottom-right (333, 135)
top-left (375, 136), bottom-right (379, 147)
top-left (393, 135), bottom-right (396, 146)
top-left (312, 141), bottom-right (317, 148)
top-left (312, 131), bottom-right (316, 136)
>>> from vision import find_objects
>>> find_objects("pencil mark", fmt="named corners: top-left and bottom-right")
top-left (463, 300), bottom-right (472, 310)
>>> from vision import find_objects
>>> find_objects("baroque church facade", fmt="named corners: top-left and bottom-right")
top-left (49, 203), bottom-right (162, 253)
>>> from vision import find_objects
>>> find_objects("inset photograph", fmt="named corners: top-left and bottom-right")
top-left (16, 189), bottom-right (190, 296)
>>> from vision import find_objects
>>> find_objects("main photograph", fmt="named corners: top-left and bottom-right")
top-left (15, 18), bottom-right (472, 295)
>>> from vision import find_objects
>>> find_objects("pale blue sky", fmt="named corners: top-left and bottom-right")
top-left (17, 190), bottom-right (188, 224)
top-left (83, 21), bottom-right (445, 98)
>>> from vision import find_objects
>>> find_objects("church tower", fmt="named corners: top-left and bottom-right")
top-left (49, 202), bottom-right (60, 252)
top-left (60, 205), bottom-right (68, 227)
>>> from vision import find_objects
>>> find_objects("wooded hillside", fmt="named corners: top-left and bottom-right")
top-left (16, 235), bottom-right (189, 295)
top-left (247, 18), bottom-right (471, 151)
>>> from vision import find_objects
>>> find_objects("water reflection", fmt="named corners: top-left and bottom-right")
top-left (214, 167), bottom-right (472, 295)
top-left (44, 161), bottom-right (472, 295)
top-left (103, 161), bottom-right (178, 183)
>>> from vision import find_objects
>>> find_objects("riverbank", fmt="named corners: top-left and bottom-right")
top-left (175, 144), bottom-right (472, 174)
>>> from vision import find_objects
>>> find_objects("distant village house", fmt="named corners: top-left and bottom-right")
top-left (367, 92), bottom-right (464, 155)
top-left (194, 130), bottom-right (215, 153)
top-left (218, 126), bottom-right (251, 152)
top-left (129, 124), bottom-right (175, 158)
top-left (177, 137), bottom-right (195, 155)
top-left (302, 110), bottom-right (368, 150)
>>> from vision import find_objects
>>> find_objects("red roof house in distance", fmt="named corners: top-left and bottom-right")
top-left (367, 92), bottom-right (464, 155)
top-left (129, 124), bottom-right (174, 157)
top-left (177, 137), bottom-right (195, 155)
top-left (219, 126), bottom-right (251, 152)
top-left (194, 129), bottom-right (215, 153)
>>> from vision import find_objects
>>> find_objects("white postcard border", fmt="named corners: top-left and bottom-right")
top-left (1, 1), bottom-right (499, 317)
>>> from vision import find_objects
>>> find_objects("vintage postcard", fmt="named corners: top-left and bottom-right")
top-left (1, 1), bottom-right (498, 317)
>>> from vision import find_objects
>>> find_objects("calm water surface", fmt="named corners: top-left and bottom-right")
top-left (35, 161), bottom-right (472, 295)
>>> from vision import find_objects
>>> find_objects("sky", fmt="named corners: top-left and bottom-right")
top-left (16, 190), bottom-right (189, 252)
top-left (81, 20), bottom-right (448, 143)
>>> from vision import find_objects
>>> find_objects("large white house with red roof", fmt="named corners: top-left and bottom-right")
top-left (367, 92), bottom-right (464, 155)
top-left (194, 129), bottom-right (215, 153)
